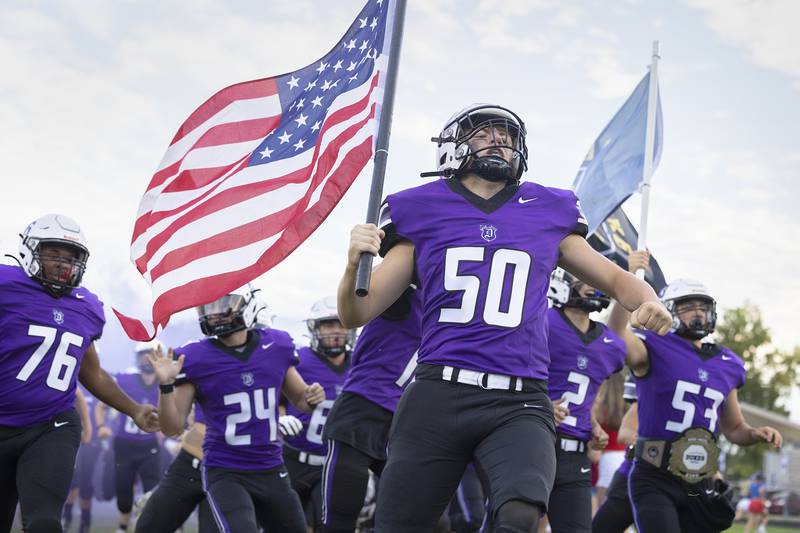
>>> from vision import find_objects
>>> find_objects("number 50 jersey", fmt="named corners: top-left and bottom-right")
top-left (0, 264), bottom-right (105, 427)
top-left (174, 328), bottom-right (298, 470)
top-left (381, 179), bottom-right (586, 379)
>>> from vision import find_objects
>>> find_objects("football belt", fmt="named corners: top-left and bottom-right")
top-left (635, 427), bottom-right (720, 484)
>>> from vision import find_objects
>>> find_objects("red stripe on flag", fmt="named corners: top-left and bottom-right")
top-left (146, 104), bottom-right (376, 281)
top-left (170, 78), bottom-right (278, 145)
top-left (131, 156), bottom-right (249, 247)
top-left (147, 136), bottom-right (374, 327)
top-left (134, 83), bottom-right (378, 269)
top-left (191, 115), bottom-right (280, 151)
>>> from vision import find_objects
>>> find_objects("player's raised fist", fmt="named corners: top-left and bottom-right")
top-left (348, 224), bottom-right (385, 268)
top-left (630, 301), bottom-right (672, 335)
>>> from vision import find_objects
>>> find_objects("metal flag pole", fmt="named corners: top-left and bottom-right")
top-left (355, 0), bottom-right (408, 296)
top-left (636, 40), bottom-right (660, 279)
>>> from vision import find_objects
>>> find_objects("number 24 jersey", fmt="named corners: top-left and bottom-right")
top-left (175, 328), bottom-right (298, 470)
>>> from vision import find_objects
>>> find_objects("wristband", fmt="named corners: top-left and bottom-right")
top-left (159, 383), bottom-right (175, 394)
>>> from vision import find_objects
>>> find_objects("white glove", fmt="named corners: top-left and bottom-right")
top-left (279, 415), bottom-right (304, 437)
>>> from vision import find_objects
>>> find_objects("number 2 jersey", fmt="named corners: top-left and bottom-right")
top-left (546, 307), bottom-right (626, 441)
top-left (635, 330), bottom-right (746, 441)
top-left (175, 328), bottom-right (298, 470)
top-left (0, 264), bottom-right (105, 427)
top-left (381, 178), bottom-right (587, 379)
top-left (283, 346), bottom-right (349, 456)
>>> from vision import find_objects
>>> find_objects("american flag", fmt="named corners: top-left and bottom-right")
top-left (115, 0), bottom-right (396, 340)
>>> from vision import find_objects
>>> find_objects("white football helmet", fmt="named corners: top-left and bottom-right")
top-left (306, 296), bottom-right (356, 357)
top-left (18, 214), bottom-right (89, 296)
top-left (196, 284), bottom-right (260, 337)
top-left (659, 278), bottom-right (717, 339)
top-left (429, 103), bottom-right (528, 182)
top-left (547, 268), bottom-right (609, 312)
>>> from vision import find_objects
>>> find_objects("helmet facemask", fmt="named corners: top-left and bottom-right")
top-left (429, 104), bottom-right (528, 183)
top-left (197, 293), bottom-right (250, 338)
top-left (667, 297), bottom-right (717, 340)
top-left (307, 318), bottom-right (355, 358)
top-left (548, 269), bottom-right (610, 313)
top-left (29, 241), bottom-right (89, 297)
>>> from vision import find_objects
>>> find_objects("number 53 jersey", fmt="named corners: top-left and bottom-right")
top-left (0, 264), bottom-right (105, 427)
top-left (635, 330), bottom-right (746, 441)
top-left (382, 179), bottom-right (587, 379)
top-left (174, 328), bottom-right (298, 471)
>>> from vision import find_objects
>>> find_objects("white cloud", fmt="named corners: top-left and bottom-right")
top-left (684, 0), bottom-right (800, 87)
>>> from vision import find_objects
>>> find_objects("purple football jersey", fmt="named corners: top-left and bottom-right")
top-left (0, 264), bottom-right (105, 427)
top-left (635, 331), bottom-right (746, 440)
top-left (175, 328), bottom-right (297, 470)
top-left (382, 179), bottom-right (586, 379)
top-left (112, 372), bottom-right (159, 441)
top-left (284, 347), bottom-right (349, 455)
top-left (342, 289), bottom-right (421, 412)
top-left (546, 308), bottom-right (626, 441)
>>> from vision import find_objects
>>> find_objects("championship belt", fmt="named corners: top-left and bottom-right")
top-left (667, 427), bottom-right (719, 484)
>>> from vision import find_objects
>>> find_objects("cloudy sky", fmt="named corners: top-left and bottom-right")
top-left (1, 0), bottom-right (798, 388)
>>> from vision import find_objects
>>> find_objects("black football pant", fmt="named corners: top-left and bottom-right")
top-left (448, 465), bottom-right (485, 533)
top-left (0, 409), bottom-right (81, 532)
top-left (202, 465), bottom-right (306, 533)
top-left (592, 468), bottom-right (633, 533)
top-left (628, 461), bottom-right (734, 533)
top-left (284, 452), bottom-right (324, 531)
top-left (374, 377), bottom-right (556, 533)
top-left (321, 440), bottom-right (384, 532)
top-left (135, 449), bottom-right (217, 533)
top-left (546, 446), bottom-right (592, 533)
top-left (113, 437), bottom-right (161, 514)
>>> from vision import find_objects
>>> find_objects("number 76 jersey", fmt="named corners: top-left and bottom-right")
top-left (382, 179), bottom-right (587, 379)
top-left (635, 330), bottom-right (746, 441)
top-left (0, 264), bottom-right (105, 427)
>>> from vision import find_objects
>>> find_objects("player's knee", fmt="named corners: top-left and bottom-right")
top-left (27, 517), bottom-right (63, 533)
top-left (493, 500), bottom-right (542, 533)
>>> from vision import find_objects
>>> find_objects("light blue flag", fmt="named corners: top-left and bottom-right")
top-left (573, 71), bottom-right (663, 235)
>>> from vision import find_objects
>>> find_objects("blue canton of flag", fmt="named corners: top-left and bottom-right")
top-left (251, 0), bottom-right (390, 165)
top-left (572, 72), bottom-right (663, 235)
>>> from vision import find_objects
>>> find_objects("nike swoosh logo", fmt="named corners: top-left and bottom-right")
top-left (54, 421), bottom-right (69, 428)
top-left (721, 356), bottom-right (732, 360)
top-left (581, 467), bottom-right (591, 473)
top-left (518, 197), bottom-right (538, 204)
top-left (75, 293), bottom-right (85, 299)
top-left (603, 337), bottom-right (615, 343)
top-left (262, 342), bottom-right (274, 350)
top-left (279, 472), bottom-right (288, 478)
top-left (523, 403), bottom-right (543, 409)
top-left (705, 489), bottom-right (714, 495)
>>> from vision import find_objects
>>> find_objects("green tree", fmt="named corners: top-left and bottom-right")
top-left (715, 302), bottom-right (800, 478)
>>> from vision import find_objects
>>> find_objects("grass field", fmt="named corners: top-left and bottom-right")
top-left (726, 524), bottom-right (800, 533)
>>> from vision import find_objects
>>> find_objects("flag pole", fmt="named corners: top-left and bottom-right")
top-left (636, 40), bottom-right (660, 279)
top-left (355, 0), bottom-right (408, 296)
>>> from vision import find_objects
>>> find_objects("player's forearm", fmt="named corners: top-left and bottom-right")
top-left (157, 393), bottom-right (185, 436)
top-left (337, 264), bottom-right (374, 328)
top-left (83, 369), bottom-right (140, 417)
top-left (723, 421), bottom-right (760, 446)
top-left (610, 269), bottom-right (660, 314)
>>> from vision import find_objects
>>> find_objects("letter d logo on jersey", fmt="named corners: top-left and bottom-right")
top-left (480, 224), bottom-right (497, 242)
top-left (241, 372), bottom-right (255, 387)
